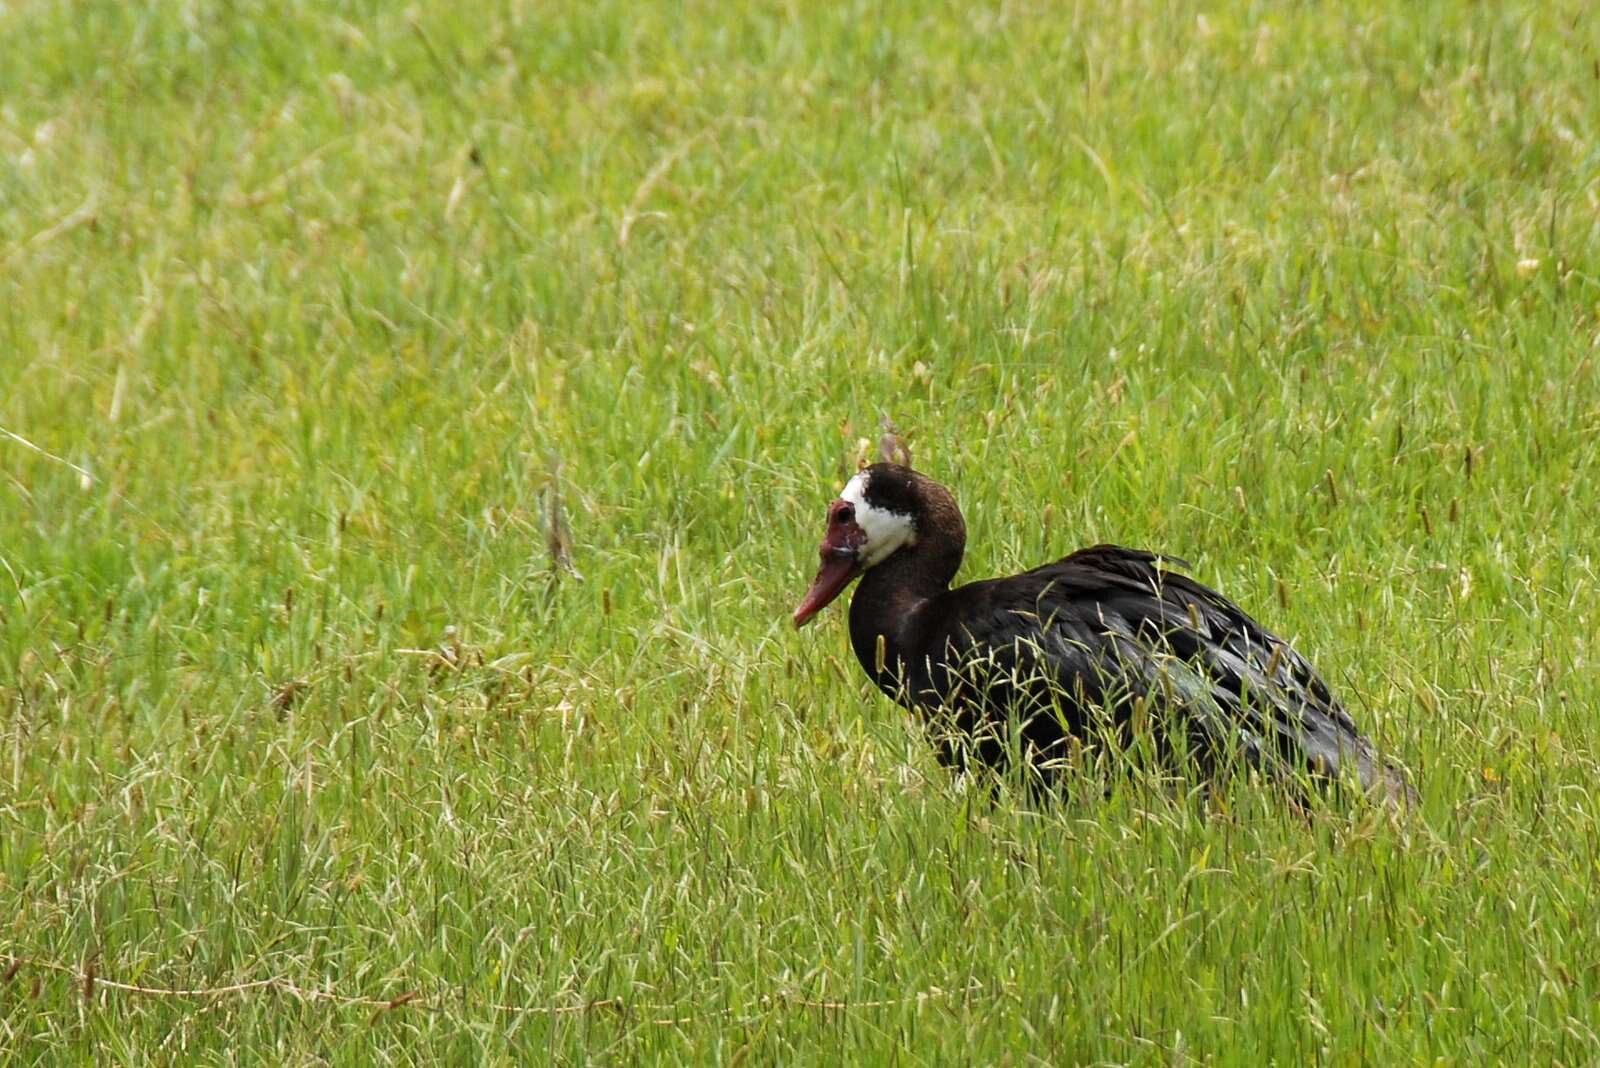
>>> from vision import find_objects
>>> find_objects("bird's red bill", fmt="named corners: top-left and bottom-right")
top-left (793, 555), bottom-right (861, 627)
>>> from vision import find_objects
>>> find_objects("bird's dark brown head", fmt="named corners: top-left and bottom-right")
top-left (792, 463), bottom-right (965, 627)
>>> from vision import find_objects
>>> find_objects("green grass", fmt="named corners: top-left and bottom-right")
top-left (3, 0), bottom-right (1600, 1061)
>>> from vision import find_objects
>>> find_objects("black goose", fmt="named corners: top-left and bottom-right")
top-left (793, 462), bottom-right (1412, 804)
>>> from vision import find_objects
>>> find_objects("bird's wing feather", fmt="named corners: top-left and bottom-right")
top-left (936, 545), bottom-right (1411, 800)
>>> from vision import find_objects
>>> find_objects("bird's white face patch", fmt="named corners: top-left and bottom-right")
top-left (840, 472), bottom-right (916, 568)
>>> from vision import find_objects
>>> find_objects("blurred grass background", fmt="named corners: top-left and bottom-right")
top-left (2, 0), bottom-right (1599, 1062)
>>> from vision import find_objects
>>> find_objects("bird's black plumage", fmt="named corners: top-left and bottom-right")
top-left (801, 463), bottom-right (1411, 803)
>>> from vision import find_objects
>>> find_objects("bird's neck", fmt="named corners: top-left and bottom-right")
top-left (847, 547), bottom-right (957, 698)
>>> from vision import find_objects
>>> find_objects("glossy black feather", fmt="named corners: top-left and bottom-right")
top-left (906, 547), bottom-right (1405, 796)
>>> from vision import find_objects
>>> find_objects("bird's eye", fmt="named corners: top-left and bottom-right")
top-left (837, 504), bottom-right (854, 524)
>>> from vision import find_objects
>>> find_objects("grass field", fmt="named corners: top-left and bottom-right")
top-left (4, 0), bottom-right (1600, 1062)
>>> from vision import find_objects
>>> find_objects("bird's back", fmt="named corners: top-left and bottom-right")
top-left (902, 545), bottom-right (1411, 801)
